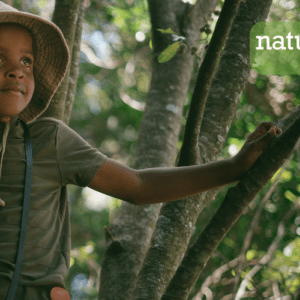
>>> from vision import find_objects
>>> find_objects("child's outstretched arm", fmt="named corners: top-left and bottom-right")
top-left (87, 122), bottom-right (282, 206)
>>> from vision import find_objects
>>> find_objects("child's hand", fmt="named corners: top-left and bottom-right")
top-left (232, 122), bottom-right (282, 174)
top-left (0, 199), bottom-right (5, 207)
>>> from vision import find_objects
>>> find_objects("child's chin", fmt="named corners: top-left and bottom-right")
top-left (0, 100), bottom-right (30, 116)
top-left (0, 109), bottom-right (24, 119)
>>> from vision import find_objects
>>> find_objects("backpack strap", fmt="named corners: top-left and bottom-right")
top-left (6, 119), bottom-right (32, 300)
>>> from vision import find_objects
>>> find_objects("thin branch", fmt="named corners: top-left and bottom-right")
top-left (272, 282), bottom-right (281, 299)
top-left (235, 198), bottom-right (300, 300)
top-left (193, 258), bottom-right (239, 299)
top-left (178, 0), bottom-right (242, 166)
top-left (161, 111), bottom-right (300, 300)
top-left (64, 0), bottom-right (86, 125)
top-left (232, 137), bottom-right (300, 294)
top-left (104, 226), bottom-right (116, 242)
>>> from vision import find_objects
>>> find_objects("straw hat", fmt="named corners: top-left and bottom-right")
top-left (0, 1), bottom-right (70, 123)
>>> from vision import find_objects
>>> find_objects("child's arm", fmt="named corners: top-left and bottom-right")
top-left (87, 122), bottom-right (282, 206)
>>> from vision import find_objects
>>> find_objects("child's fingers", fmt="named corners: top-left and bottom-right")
top-left (50, 287), bottom-right (70, 300)
top-left (264, 122), bottom-right (282, 135)
top-left (252, 122), bottom-right (281, 140)
top-left (0, 199), bottom-right (5, 206)
top-left (255, 126), bottom-right (276, 150)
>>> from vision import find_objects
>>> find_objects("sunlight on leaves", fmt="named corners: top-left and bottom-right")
top-left (158, 41), bottom-right (181, 63)
top-left (284, 190), bottom-right (297, 202)
top-left (281, 170), bottom-right (292, 181)
top-left (263, 238), bottom-right (300, 294)
top-left (157, 28), bottom-right (176, 34)
top-left (246, 249), bottom-right (257, 261)
top-left (224, 237), bottom-right (235, 248)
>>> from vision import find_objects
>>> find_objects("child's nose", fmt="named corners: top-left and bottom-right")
top-left (5, 63), bottom-right (25, 79)
top-left (7, 68), bottom-right (25, 79)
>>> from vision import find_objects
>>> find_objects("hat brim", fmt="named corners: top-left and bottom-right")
top-left (0, 10), bottom-right (70, 123)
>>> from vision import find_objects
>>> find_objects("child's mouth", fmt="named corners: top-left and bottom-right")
top-left (1, 85), bottom-right (25, 95)
top-left (1, 89), bottom-right (23, 95)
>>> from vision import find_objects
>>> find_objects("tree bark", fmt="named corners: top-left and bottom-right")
top-left (98, 1), bottom-right (219, 299)
top-left (64, 0), bottom-right (86, 125)
top-left (163, 110), bottom-right (300, 300)
top-left (159, 0), bottom-right (273, 299)
top-left (2, 0), bottom-right (14, 6)
top-left (231, 138), bottom-right (300, 296)
top-left (131, 1), bottom-right (244, 299)
top-left (38, 0), bottom-right (81, 121)
top-left (235, 197), bottom-right (300, 299)
top-left (113, 0), bottom-right (273, 299)
top-left (178, 0), bottom-right (242, 167)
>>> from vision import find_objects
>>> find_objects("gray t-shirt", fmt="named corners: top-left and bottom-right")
top-left (0, 117), bottom-right (107, 299)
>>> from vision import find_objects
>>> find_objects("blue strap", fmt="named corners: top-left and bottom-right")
top-left (6, 119), bottom-right (32, 300)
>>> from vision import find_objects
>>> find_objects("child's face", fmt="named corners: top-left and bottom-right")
top-left (0, 23), bottom-right (34, 119)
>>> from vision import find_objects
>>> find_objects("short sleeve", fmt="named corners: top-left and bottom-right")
top-left (56, 120), bottom-right (107, 187)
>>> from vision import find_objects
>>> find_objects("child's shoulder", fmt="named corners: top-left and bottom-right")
top-left (27, 117), bottom-right (72, 140)
top-left (27, 117), bottom-right (70, 131)
top-left (28, 117), bottom-right (64, 127)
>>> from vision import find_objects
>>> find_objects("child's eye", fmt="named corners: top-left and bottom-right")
top-left (22, 57), bottom-right (33, 67)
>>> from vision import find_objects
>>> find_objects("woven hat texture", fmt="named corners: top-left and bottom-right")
top-left (0, 1), bottom-right (70, 123)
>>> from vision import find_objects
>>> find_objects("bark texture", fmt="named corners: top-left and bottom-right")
top-left (98, 1), bottom-right (219, 299)
top-left (117, 0), bottom-right (273, 299)
top-left (131, 1), bottom-right (243, 299)
top-left (179, 0), bottom-right (242, 167)
top-left (165, 112), bottom-right (300, 300)
top-left (38, 0), bottom-right (81, 121)
top-left (160, 0), bottom-right (273, 299)
top-left (64, 0), bottom-right (86, 125)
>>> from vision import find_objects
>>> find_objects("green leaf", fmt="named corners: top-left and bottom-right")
top-left (158, 42), bottom-right (181, 63)
top-left (157, 28), bottom-right (175, 34)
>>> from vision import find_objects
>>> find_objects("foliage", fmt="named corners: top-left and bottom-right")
top-left (23, 0), bottom-right (300, 298)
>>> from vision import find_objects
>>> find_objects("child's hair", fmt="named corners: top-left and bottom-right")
top-left (0, 2), bottom-right (70, 123)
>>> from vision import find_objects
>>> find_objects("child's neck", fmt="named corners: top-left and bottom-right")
top-left (0, 116), bottom-right (18, 135)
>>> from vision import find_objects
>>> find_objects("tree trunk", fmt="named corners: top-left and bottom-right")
top-left (131, 0), bottom-right (244, 299)
top-left (164, 112), bottom-right (300, 300)
top-left (159, 0), bottom-right (274, 298)
top-left (38, 0), bottom-right (81, 121)
top-left (64, 0), bottom-right (86, 125)
top-left (98, 1), bottom-right (219, 299)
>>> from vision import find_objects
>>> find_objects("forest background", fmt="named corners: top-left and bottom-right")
top-left (3, 0), bottom-right (300, 299)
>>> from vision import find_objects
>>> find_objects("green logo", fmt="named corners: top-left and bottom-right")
top-left (250, 22), bottom-right (300, 75)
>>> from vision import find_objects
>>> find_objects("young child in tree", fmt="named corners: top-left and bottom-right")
top-left (0, 2), bottom-right (282, 300)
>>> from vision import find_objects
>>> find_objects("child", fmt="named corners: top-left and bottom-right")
top-left (0, 2), bottom-right (282, 300)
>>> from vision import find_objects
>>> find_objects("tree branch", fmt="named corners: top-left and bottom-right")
top-left (133, 1), bottom-right (269, 299)
top-left (38, 0), bottom-right (80, 121)
top-left (193, 258), bottom-right (239, 299)
top-left (161, 113), bottom-right (300, 300)
top-left (64, 0), bottom-right (86, 125)
top-left (236, 197), bottom-right (300, 299)
top-left (98, 1), bottom-right (219, 298)
top-left (231, 137), bottom-right (300, 295)
top-left (151, 0), bottom-right (273, 298)
top-left (178, 0), bottom-right (242, 166)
